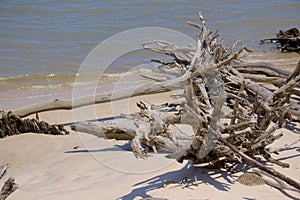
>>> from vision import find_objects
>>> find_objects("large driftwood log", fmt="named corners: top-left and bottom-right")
top-left (71, 111), bottom-right (189, 153)
top-left (9, 82), bottom-right (181, 118)
top-left (71, 118), bottom-right (136, 140)
top-left (70, 12), bottom-right (300, 192)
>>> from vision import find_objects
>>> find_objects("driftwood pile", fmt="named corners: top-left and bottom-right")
top-left (71, 13), bottom-right (300, 191)
top-left (0, 111), bottom-right (69, 138)
top-left (261, 27), bottom-right (300, 52)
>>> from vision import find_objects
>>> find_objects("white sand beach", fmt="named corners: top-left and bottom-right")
top-left (0, 92), bottom-right (300, 200)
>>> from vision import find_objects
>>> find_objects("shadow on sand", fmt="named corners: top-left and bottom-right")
top-left (64, 142), bottom-right (300, 199)
top-left (118, 161), bottom-right (246, 200)
top-left (118, 159), bottom-right (300, 200)
top-left (64, 142), bottom-right (132, 154)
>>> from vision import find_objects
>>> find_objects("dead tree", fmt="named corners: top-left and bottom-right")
top-left (71, 12), bottom-right (300, 191)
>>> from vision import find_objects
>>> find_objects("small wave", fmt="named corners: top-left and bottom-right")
top-left (101, 66), bottom-right (157, 78)
top-left (0, 74), bottom-right (30, 81)
top-left (46, 73), bottom-right (55, 77)
top-left (31, 84), bottom-right (64, 89)
top-left (0, 73), bottom-right (76, 81)
top-left (103, 70), bottom-right (136, 78)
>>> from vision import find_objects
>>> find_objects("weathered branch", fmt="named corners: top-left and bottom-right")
top-left (10, 82), bottom-right (183, 118)
top-left (232, 62), bottom-right (292, 77)
top-left (0, 164), bottom-right (8, 180)
top-left (0, 177), bottom-right (18, 200)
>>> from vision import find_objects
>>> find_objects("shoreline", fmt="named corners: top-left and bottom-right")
top-left (1, 50), bottom-right (299, 111)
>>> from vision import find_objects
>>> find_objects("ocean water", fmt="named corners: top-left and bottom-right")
top-left (0, 0), bottom-right (299, 109)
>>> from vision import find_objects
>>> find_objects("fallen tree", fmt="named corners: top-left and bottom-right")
top-left (70, 12), bottom-right (300, 192)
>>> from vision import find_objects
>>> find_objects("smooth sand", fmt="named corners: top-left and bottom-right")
top-left (1, 92), bottom-right (300, 200)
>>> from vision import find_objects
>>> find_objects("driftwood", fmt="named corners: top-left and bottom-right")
top-left (70, 12), bottom-right (300, 192)
top-left (71, 117), bottom-right (136, 140)
top-left (0, 164), bottom-right (8, 180)
top-left (0, 165), bottom-right (17, 200)
top-left (8, 82), bottom-right (179, 119)
top-left (0, 111), bottom-right (69, 138)
top-left (261, 27), bottom-right (300, 52)
top-left (0, 177), bottom-right (18, 200)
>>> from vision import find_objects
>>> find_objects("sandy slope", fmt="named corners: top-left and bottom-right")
top-left (0, 92), bottom-right (300, 200)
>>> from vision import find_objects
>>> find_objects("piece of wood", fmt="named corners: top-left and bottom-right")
top-left (0, 164), bottom-right (8, 180)
top-left (239, 73), bottom-right (286, 86)
top-left (71, 111), bottom-right (185, 154)
top-left (71, 118), bottom-right (137, 140)
top-left (0, 177), bottom-right (18, 200)
top-left (232, 62), bottom-right (292, 77)
top-left (9, 82), bottom-right (183, 119)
